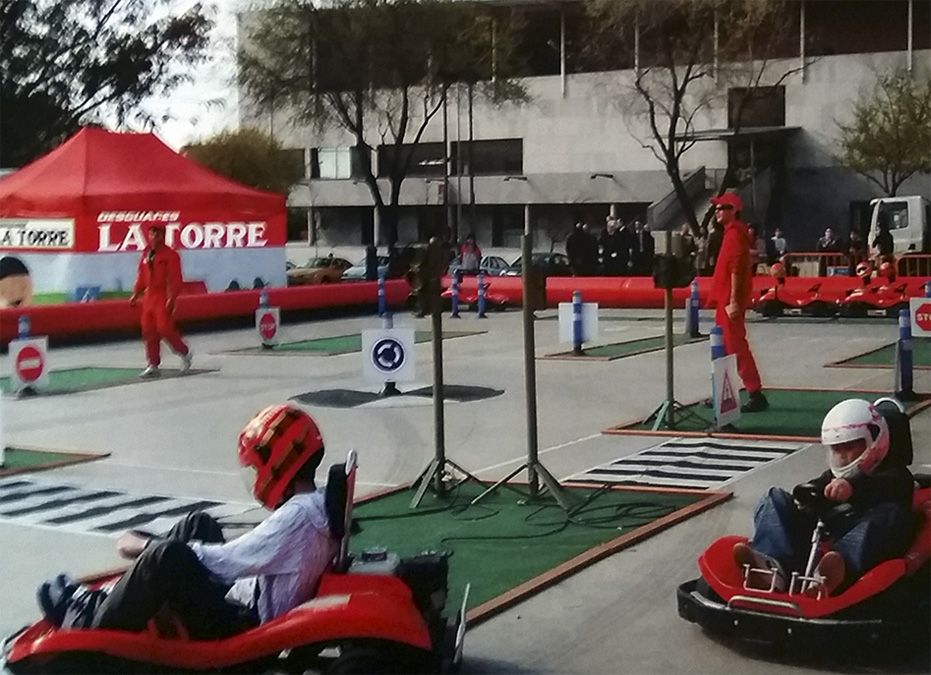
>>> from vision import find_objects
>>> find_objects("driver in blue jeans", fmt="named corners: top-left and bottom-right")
top-left (734, 399), bottom-right (914, 596)
top-left (38, 405), bottom-right (337, 639)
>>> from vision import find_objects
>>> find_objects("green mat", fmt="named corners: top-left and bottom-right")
top-left (351, 481), bottom-right (726, 623)
top-left (545, 333), bottom-right (708, 360)
top-left (229, 330), bottom-right (482, 356)
top-left (0, 366), bottom-right (209, 395)
top-left (0, 446), bottom-right (108, 476)
top-left (827, 338), bottom-right (931, 369)
top-left (606, 388), bottom-right (931, 441)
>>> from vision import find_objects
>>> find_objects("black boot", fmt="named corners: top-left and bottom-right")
top-left (741, 390), bottom-right (769, 413)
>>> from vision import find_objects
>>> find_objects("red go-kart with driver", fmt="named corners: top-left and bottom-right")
top-left (2, 449), bottom-right (467, 674)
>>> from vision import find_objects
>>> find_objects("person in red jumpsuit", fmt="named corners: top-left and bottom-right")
top-left (708, 193), bottom-right (768, 412)
top-left (130, 224), bottom-right (192, 378)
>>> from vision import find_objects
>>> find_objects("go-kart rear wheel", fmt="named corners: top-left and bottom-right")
top-left (325, 647), bottom-right (393, 674)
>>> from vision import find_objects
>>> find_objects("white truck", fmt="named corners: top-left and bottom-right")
top-left (868, 195), bottom-right (931, 256)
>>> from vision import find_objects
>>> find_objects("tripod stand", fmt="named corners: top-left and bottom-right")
top-left (468, 231), bottom-right (571, 511)
top-left (643, 238), bottom-right (707, 432)
top-left (410, 283), bottom-right (483, 508)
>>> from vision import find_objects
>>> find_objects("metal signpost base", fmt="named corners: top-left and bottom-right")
top-left (410, 295), bottom-right (483, 508)
top-left (468, 232), bottom-right (570, 512)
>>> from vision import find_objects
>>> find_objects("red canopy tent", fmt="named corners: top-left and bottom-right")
top-left (0, 127), bottom-right (287, 294)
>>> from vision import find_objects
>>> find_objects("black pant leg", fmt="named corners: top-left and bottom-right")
top-left (163, 511), bottom-right (226, 544)
top-left (92, 540), bottom-right (251, 639)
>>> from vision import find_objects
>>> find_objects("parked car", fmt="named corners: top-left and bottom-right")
top-left (342, 255), bottom-right (390, 281)
top-left (286, 256), bottom-right (353, 286)
top-left (342, 245), bottom-right (429, 282)
top-left (447, 254), bottom-right (510, 277)
top-left (501, 252), bottom-right (572, 277)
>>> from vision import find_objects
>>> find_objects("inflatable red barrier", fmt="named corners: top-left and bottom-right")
top-left (443, 274), bottom-right (931, 312)
top-left (0, 280), bottom-right (411, 346)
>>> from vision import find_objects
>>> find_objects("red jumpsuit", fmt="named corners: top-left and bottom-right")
top-left (709, 219), bottom-right (763, 394)
top-left (133, 245), bottom-right (190, 367)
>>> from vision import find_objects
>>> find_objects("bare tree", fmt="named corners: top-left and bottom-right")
top-left (238, 0), bottom-right (525, 250)
top-left (585, 0), bottom-right (802, 235)
top-left (839, 69), bottom-right (931, 197)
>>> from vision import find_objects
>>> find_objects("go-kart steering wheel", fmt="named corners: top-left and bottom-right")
top-left (792, 481), bottom-right (857, 531)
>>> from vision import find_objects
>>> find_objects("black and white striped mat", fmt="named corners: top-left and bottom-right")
top-left (568, 437), bottom-right (806, 490)
top-left (0, 475), bottom-right (255, 537)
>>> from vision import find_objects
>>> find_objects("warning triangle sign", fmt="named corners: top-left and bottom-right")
top-left (720, 370), bottom-right (739, 414)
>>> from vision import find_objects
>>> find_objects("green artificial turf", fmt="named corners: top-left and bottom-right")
top-left (256, 330), bottom-right (481, 355)
top-left (0, 366), bottom-right (203, 395)
top-left (548, 333), bottom-right (708, 360)
top-left (616, 388), bottom-right (931, 439)
top-left (830, 338), bottom-right (931, 369)
top-left (0, 447), bottom-right (107, 476)
top-left (350, 480), bottom-right (711, 617)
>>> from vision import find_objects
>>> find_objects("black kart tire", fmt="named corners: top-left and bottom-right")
top-left (325, 648), bottom-right (393, 674)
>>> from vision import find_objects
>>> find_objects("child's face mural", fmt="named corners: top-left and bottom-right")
top-left (0, 256), bottom-right (34, 308)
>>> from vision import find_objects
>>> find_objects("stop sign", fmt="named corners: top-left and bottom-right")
top-left (259, 312), bottom-right (277, 341)
top-left (915, 301), bottom-right (931, 332)
top-left (15, 344), bottom-right (45, 383)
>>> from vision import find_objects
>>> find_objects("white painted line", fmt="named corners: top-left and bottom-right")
top-left (472, 432), bottom-right (603, 477)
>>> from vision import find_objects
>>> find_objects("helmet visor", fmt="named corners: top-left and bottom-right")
top-left (826, 439), bottom-right (868, 479)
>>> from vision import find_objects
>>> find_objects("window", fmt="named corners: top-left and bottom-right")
top-left (728, 86), bottom-right (785, 129)
top-left (313, 147), bottom-right (353, 179)
top-left (452, 139), bottom-right (523, 176)
top-left (377, 142), bottom-right (445, 178)
top-left (878, 202), bottom-right (910, 231)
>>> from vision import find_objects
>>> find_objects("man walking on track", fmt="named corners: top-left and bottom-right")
top-left (131, 224), bottom-right (192, 378)
top-left (709, 192), bottom-right (768, 412)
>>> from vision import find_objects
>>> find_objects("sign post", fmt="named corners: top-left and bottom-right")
top-left (911, 297), bottom-right (931, 338)
top-left (10, 336), bottom-right (50, 395)
top-left (362, 327), bottom-right (416, 395)
top-left (558, 296), bottom-right (598, 355)
top-left (255, 307), bottom-right (280, 348)
top-left (712, 354), bottom-right (741, 429)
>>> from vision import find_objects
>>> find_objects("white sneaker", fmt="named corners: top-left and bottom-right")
top-left (180, 351), bottom-right (193, 374)
top-left (139, 365), bottom-right (161, 379)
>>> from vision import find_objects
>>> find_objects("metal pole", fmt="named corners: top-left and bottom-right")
top-left (664, 229), bottom-right (674, 429)
top-left (522, 226), bottom-right (540, 497)
top-left (431, 293), bottom-right (446, 494)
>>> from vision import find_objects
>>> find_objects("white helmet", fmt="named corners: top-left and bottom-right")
top-left (820, 399), bottom-right (889, 479)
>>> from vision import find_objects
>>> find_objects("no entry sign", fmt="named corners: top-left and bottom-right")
top-left (911, 298), bottom-right (931, 337)
top-left (9, 337), bottom-right (49, 392)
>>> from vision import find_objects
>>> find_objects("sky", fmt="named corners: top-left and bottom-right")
top-left (140, 1), bottom-right (243, 150)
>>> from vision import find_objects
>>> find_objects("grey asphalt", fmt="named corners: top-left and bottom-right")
top-left (1, 303), bottom-right (928, 674)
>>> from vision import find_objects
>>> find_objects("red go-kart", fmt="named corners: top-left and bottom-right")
top-left (677, 398), bottom-right (931, 656)
top-left (837, 262), bottom-right (911, 318)
top-left (751, 263), bottom-right (837, 318)
top-left (2, 451), bottom-right (467, 674)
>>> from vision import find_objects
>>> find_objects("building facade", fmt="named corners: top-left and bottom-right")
top-left (240, 0), bottom-right (931, 252)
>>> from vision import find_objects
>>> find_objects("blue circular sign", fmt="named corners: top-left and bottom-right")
top-left (371, 337), bottom-right (406, 373)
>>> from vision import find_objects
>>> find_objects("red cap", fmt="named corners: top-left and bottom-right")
top-left (711, 192), bottom-right (743, 211)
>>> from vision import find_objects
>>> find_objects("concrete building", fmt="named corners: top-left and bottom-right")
top-left (240, 0), bottom-right (931, 252)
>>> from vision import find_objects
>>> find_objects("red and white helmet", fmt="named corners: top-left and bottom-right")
top-left (820, 399), bottom-right (889, 479)
top-left (770, 262), bottom-right (786, 280)
top-left (238, 404), bottom-right (325, 509)
top-left (855, 261), bottom-right (872, 279)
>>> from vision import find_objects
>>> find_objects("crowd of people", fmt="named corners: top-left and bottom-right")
top-left (562, 215), bottom-right (889, 280)
top-left (563, 215), bottom-right (742, 278)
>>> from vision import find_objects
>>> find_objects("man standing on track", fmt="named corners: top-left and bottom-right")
top-left (131, 224), bottom-right (192, 378)
top-left (709, 193), bottom-right (768, 412)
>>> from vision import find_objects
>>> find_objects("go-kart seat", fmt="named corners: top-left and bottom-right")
top-left (873, 397), bottom-right (913, 467)
top-left (323, 449), bottom-right (357, 573)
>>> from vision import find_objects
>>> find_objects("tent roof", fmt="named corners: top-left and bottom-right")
top-left (0, 127), bottom-right (285, 218)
